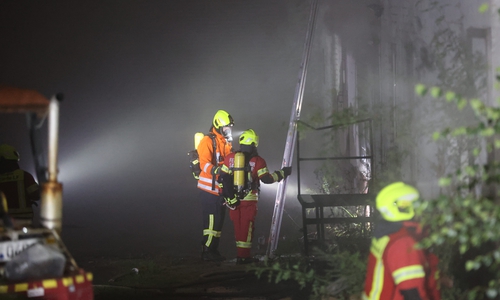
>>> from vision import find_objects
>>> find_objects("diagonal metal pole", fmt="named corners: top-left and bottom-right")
top-left (266, 0), bottom-right (319, 258)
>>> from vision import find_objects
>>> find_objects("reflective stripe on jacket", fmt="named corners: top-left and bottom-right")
top-left (197, 128), bottom-right (232, 196)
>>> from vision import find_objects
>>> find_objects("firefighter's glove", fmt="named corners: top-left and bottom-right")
top-left (274, 167), bottom-right (291, 182)
top-left (281, 166), bottom-right (292, 178)
top-left (211, 166), bottom-right (221, 176)
top-left (225, 196), bottom-right (240, 208)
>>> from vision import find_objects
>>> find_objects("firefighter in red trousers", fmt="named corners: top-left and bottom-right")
top-left (363, 182), bottom-right (442, 300)
top-left (198, 110), bottom-right (234, 262)
top-left (219, 129), bottom-right (291, 264)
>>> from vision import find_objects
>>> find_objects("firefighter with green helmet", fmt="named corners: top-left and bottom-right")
top-left (197, 110), bottom-right (234, 262)
top-left (363, 182), bottom-right (442, 300)
top-left (0, 144), bottom-right (40, 222)
top-left (219, 129), bottom-right (291, 264)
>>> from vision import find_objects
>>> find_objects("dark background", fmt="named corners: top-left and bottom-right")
top-left (0, 0), bottom-right (311, 260)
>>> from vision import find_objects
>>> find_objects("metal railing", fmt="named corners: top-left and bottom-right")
top-left (296, 119), bottom-right (374, 255)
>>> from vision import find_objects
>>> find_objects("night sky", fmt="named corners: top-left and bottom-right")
top-left (0, 1), bottom-right (311, 259)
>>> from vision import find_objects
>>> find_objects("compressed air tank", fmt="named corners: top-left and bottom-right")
top-left (234, 152), bottom-right (245, 192)
top-left (194, 132), bottom-right (204, 149)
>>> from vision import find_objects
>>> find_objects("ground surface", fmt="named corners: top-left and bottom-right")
top-left (78, 254), bottom-right (308, 300)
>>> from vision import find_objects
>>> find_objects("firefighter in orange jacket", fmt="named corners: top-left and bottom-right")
top-left (198, 110), bottom-right (234, 262)
top-left (0, 144), bottom-right (40, 221)
top-left (363, 182), bottom-right (441, 300)
top-left (219, 129), bottom-right (291, 264)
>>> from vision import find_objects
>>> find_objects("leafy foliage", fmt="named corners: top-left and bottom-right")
top-left (414, 26), bottom-right (500, 299)
top-left (251, 250), bottom-right (366, 300)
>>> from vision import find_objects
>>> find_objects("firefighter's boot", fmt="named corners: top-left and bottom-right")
top-left (201, 246), bottom-right (226, 262)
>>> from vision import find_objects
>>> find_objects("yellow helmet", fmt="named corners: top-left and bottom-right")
top-left (0, 144), bottom-right (20, 161)
top-left (376, 182), bottom-right (419, 222)
top-left (213, 110), bottom-right (234, 129)
top-left (239, 129), bottom-right (259, 147)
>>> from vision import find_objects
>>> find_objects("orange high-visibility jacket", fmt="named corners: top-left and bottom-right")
top-left (363, 221), bottom-right (441, 300)
top-left (197, 128), bottom-right (232, 196)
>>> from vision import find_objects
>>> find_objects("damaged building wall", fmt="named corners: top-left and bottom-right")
top-left (297, 0), bottom-right (497, 197)
top-left (377, 0), bottom-right (496, 197)
top-left (298, 0), bottom-right (381, 194)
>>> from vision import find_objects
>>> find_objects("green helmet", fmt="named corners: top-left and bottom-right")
top-left (0, 144), bottom-right (20, 161)
top-left (213, 110), bottom-right (234, 129)
top-left (376, 182), bottom-right (419, 222)
top-left (239, 129), bottom-right (259, 147)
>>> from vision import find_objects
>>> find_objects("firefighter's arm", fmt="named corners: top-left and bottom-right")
top-left (25, 173), bottom-right (40, 201)
top-left (0, 192), bottom-right (13, 228)
top-left (26, 183), bottom-right (40, 201)
top-left (386, 237), bottom-right (429, 300)
top-left (197, 137), bottom-right (219, 175)
top-left (219, 172), bottom-right (235, 198)
top-left (218, 157), bottom-right (237, 204)
top-left (218, 169), bottom-right (239, 207)
top-left (261, 167), bottom-right (292, 183)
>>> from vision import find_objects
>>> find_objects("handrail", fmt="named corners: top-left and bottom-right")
top-left (296, 118), bottom-right (373, 196)
top-left (298, 118), bottom-right (372, 131)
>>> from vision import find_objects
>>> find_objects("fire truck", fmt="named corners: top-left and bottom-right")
top-left (0, 86), bottom-right (93, 299)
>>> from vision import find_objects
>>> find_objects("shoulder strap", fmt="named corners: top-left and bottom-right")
top-left (243, 153), bottom-right (255, 191)
top-left (207, 133), bottom-right (217, 165)
top-left (208, 133), bottom-right (217, 190)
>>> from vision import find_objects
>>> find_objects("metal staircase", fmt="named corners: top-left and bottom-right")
top-left (266, 0), bottom-right (375, 257)
top-left (296, 119), bottom-right (374, 255)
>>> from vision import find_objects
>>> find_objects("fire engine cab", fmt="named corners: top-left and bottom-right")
top-left (0, 85), bottom-right (93, 299)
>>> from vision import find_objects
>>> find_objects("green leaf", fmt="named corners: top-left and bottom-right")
top-left (430, 86), bottom-right (442, 98)
top-left (445, 91), bottom-right (456, 102)
top-left (470, 98), bottom-right (484, 111)
top-left (478, 3), bottom-right (489, 13)
top-left (432, 131), bottom-right (441, 140)
top-left (446, 228), bottom-right (457, 237)
top-left (452, 127), bottom-right (467, 136)
top-left (438, 177), bottom-right (452, 186)
top-left (468, 290), bottom-right (478, 300)
top-left (415, 84), bottom-right (427, 96)
top-left (465, 166), bottom-right (476, 176)
top-left (480, 127), bottom-right (495, 137)
top-left (486, 288), bottom-right (498, 298)
top-left (465, 260), bottom-right (475, 271)
top-left (458, 98), bottom-right (468, 110)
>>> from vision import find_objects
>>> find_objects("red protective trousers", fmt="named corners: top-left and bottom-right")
top-left (229, 201), bottom-right (257, 258)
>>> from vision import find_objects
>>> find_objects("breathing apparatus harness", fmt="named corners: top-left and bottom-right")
top-left (188, 132), bottom-right (216, 184)
top-left (233, 151), bottom-right (251, 200)
top-left (219, 150), bottom-right (257, 210)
